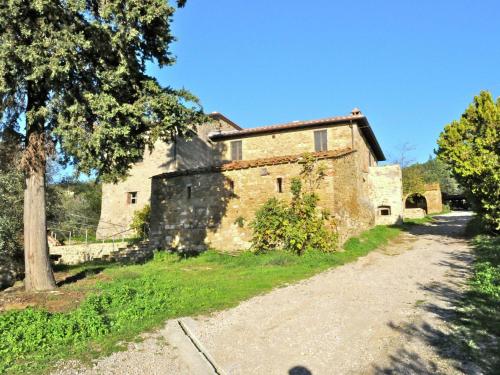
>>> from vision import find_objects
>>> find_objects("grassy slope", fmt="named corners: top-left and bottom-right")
top-left (0, 225), bottom-right (401, 374)
top-left (452, 220), bottom-right (499, 374)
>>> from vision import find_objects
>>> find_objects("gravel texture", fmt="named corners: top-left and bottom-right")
top-left (54, 212), bottom-right (479, 375)
top-left (192, 212), bottom-right (479, 375)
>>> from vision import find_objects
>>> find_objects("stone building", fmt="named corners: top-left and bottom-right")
top-left (148, 109), bottom-right (403, 252)
top-left (422, 183), bottom-right (443, 214)
top-left (403, 183), bottom-right (443, 219)
top-left (96, 113), bottom-right (241, 238)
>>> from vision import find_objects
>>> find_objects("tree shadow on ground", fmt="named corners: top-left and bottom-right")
top-left (374, 213), bottom-right (499, 374)
top-left (56, 267), bottom-right (105, 287)
top-left (400, 213), bottom-right (472, 239)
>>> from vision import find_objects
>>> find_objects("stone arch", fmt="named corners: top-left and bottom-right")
top-left (404, 193), bottom-right (428, 213)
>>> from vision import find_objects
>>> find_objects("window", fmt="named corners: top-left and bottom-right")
top-left (314, 130), bottom-right (328, 152)
top-left (187, 185), bottom-right (192, 199)
top-left (228, 180), bottom-right (235, 192)
top-left (276, 178), bottom-right (283, 193)
top-left (127, 192), bottom-right (138, 205)
top-left (230, 140), bottom-right (242, 160)
top-left (378, 206), bottom-right (391, 216)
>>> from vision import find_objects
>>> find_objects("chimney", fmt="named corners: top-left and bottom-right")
top-left (351, 107), bottom-right (362, 116)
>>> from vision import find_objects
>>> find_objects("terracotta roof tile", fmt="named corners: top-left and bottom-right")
top-left (209, 114), bottom-right (364, 139)
top-left (220, 148), bottom-right (354, 171)
top-left (153, 148), bottom-right (355, 179)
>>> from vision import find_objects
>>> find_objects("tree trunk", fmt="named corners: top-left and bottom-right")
top-left (23, 167), bottom-right (56, 291)
top-left (23, 83), bottom-right (56, 292)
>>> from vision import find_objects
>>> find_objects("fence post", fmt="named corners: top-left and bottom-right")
top-left (85, 229), bottom-right (88, 245)
top-left (69, 231), bottom-right (72, 246)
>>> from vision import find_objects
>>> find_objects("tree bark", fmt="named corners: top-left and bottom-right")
top-left (23, 84), bottom-right (56, 292)
top-left (23, 165), bottom-right (56, 291)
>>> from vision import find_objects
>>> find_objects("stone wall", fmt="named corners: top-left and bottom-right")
top-left (49, 243), bottom-right (126, 265)
top-left (423, 183), bottom-right (443, 214)
top-left (352, 124), bottom-right (378, 172)
top-left (368, 165), bottom-right (403, 225)
top-left (97, 115), bottom-right (382, 240)
top-left (150, 150), bottom-right (376, 253)
top-left (96, 119), bottom-right (236, 238)
top-left (217, 122), bottom-right (378, 164)
top-left (49, 241), bottom-right (153, 265)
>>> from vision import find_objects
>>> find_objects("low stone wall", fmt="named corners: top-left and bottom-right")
top-left (403, 208), bottom-right (426, 219)
top-left (49, 242), bottom-right (128, 265)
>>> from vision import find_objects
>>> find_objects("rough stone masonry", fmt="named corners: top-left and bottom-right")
top-left (147, 109), bottom-right (403, 252)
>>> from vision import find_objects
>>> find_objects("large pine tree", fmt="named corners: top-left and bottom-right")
top-left (0, 0), bottom-right (204, 291)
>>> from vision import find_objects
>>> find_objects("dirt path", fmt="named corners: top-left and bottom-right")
top-left (55, 212), bottom-right (480, 375)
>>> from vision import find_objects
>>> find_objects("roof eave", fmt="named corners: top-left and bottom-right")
top-left (208, 112), bottom-right (242, 131)
top-left (357, 117), bottom-right (386, 161)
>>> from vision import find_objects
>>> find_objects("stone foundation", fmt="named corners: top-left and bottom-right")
top-left (49, 242), bottom-right (153, 265)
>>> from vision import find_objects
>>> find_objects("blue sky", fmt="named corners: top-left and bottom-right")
top-left (149, 0), bottom-right (500, 163)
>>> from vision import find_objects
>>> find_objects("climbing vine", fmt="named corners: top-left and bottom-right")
top-left (251, 154), bottom-right (337, 254)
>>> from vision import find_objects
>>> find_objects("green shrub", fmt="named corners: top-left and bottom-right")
top-left (130, 204), bottom-right (151, 238)
top-left (251, 155), bottom-right (337, 254)
top-left (450, 234), bottom-right (500, 373)
top-left (0, 169), bottom-right (24, 288)
top-left (470, 235), bottom-right (500, 299)
top-left (234, 216), bottom-right (245, 228)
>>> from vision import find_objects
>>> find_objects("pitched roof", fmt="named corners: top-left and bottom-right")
top-left (209, 113), bottom-right (386, 161)
top-left (208, 112), bottom-right (242, 131)
top-left (153, 148), bottom-right (355, 179)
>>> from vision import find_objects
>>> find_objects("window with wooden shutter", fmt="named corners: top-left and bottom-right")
top-left (230, 140), bottom-right (242, 160)
top-left (314, 130), bottom-right (328, 152)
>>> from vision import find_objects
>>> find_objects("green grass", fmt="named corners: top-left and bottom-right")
top-left (451, 230), bottom-right (500, 374)
top-left (0, 225), bottom-right (402, 374)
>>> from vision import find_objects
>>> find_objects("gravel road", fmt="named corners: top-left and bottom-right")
top-left (55, 212), bottom-right (479, 375)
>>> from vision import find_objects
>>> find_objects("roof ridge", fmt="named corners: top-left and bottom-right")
top-left (210, 114), bottom-right (365, 137)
